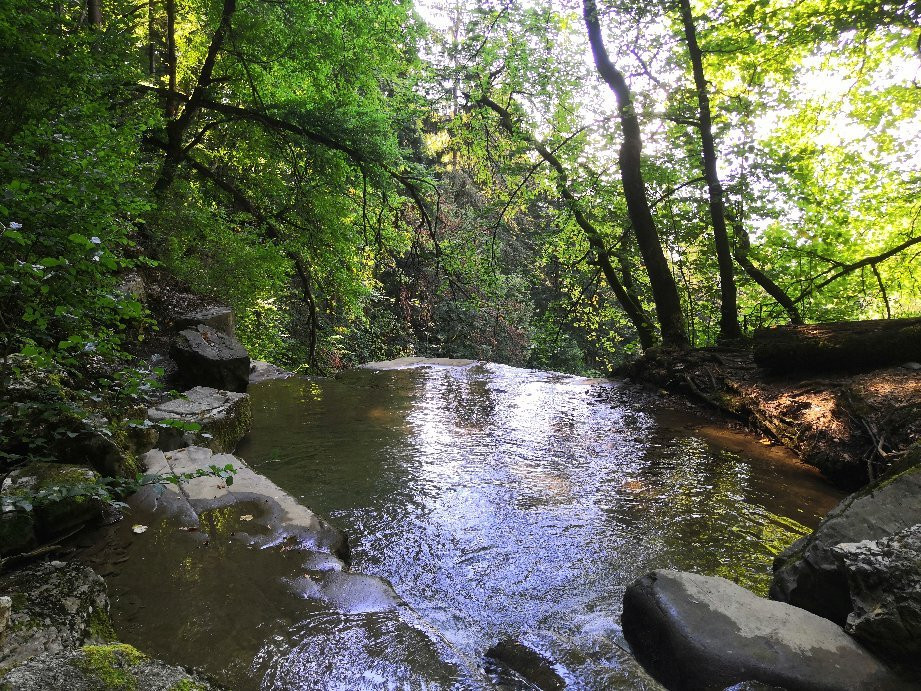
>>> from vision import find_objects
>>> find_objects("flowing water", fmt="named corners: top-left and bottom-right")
top-left (87, 362), bottom-right (845, 689)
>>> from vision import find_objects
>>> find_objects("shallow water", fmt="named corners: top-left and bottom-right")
top-left (229, 362), bottom-right (843, 688)
top-left (82, 362), bottom-right (845, 689)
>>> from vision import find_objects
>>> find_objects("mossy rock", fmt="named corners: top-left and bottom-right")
top-left (0, 643), bottom-right (217, 690)
top-left (147, 387), bottom-right (251, 454)
top-left (1, 462), bottom-right (104, 541)
top-left (0, 561), bottom-right (109, 669)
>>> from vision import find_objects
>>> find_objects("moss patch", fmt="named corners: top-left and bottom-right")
top-left (87, 607), bottom-right (117, 642)
top-left (72, 644), bottom-right (147, 690)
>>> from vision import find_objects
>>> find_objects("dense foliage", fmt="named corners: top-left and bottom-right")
top-left (1, 0), bottom-right (919, 396)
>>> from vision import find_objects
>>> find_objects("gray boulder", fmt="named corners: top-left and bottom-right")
top-left (0, 643), bottom-right (217, 690)
top-left (622, 570), bottom-right (908, 690)
top-left (0, 561), bottom-right (111, 669)
top-left (148, 386), bottom-right (251, 453)
top-left (174, 306), bottom-right (235, 336)
top-left (770, 460), bottom-right (921, 624)
top-left (170, 324), bottom-right (250, 393)
top-left (833, 524), bottom-right (921, 663)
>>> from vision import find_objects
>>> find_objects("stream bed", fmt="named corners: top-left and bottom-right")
top-left (85, 362), bottom-right (845, 689)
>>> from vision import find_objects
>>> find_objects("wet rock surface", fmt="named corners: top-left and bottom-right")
top-left (138, 447), bottom-right (347, 561)
top-left (0, 561), bottom-right (110, 670)
top-left (484, 639), bottom-right (565, 690)
top-left (770, 459), bottom-right (921, 624)
top-left (170, 325), bottom-right (250, 393)
top-left (0, 643), bottom-right (217, 690)
top-left (622, 569), bottom-right (908, 691)
top-left (833, 523), bottom-right (921, 664)
top-left (148, 387), bottom-right (251, 453)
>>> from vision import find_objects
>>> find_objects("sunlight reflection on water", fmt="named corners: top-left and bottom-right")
top-left (234, 362), bottom-right (842, 688)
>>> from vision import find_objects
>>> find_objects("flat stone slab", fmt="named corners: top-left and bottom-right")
top-left (147, 386), bottom-right (251, 453)
top-left (771, 459), bottom-right (921, 624)
top-left (139, 447), bottom-right (347, 562)
top-left (622, 570), bottom-right (909, 690)
top-left (0, 643), bottom-right (217, 690)
top-left (0, 561), bottom-right (109, 669)
top-left (170, 324), bottom-right (250, 393)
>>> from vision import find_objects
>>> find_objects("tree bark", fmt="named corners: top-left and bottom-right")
top-left (165, 0), bottom-right (177, 116)
top-left (583, 0), bottom-right (689, 348)
top-left (677, 0), bottom-right (741, 341)
top-left (478, 94), bottom-right (657, 349)
top-left (753, 318), bottom-right (921, 372)
top-left (87, 0), bottom-right (102, 26)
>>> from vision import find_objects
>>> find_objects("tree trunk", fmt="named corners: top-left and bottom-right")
top-left (165, 0), bottom-right (178, 117)
top-left (677, 0), bottom-right (741, 341)
top-left (87, 0), bottom-right (102, 26)
top-left (154, 0), bottom-right (236, 192)
top-left (582, 0), bottom-right (689, 348)
top-left (478, 95), bottom-right (657, 349)
top-left (753, 318), bottom-right (921, 372)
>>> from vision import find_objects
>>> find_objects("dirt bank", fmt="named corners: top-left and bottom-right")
top-left (618, 347), bottom-right (921, 489)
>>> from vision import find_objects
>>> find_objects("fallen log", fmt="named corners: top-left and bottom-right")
top-left (754, 318), bottom-right (921, 372)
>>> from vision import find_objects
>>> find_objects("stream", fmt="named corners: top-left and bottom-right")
top-left (85, 362), bottom-right (845, 689)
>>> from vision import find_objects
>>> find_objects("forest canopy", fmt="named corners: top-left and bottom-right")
top-left (1, 0), bottom-right (919, 378)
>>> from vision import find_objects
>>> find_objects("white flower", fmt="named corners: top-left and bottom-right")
top-left (9, 222), bottom-right (22, 229)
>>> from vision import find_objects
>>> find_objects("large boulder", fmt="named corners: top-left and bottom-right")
top-left (770, 460), bottom-right (921, 624)
top-left (170, 324), bottom-right (250, 393)
top-left (622, 570), bottom-right (908, 691)
top-left (147, 386), bottom-right (251, 453)
top-left (0, 643), bottom-right (217, 690)
top-left (0, 561), bottom-right (111, 670)
top-left (833, 524), bottom-right (921, 664)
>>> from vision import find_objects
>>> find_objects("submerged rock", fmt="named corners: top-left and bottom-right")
top-left (138, 447), bottom-right (348, 562)
top-left (170, 325), bottom-right (250, 393)
top-left (622, 570), bottom-right (907, 690)
top-left (770, 459), bottom-right (921, 624)
top-left (0, 561), bottom-right (111, 669)
top-left (0, 643), bottom-right (216, 690)
top-left (833, 524), bottom-right (921, 664)
top-left (485, 639), bottom-right (565, 690)
top-left (148, 387), bottom-right (251, 453)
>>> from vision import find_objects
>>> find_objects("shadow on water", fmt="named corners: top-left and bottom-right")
top-left (82, 363), bottom-right (845, 689)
